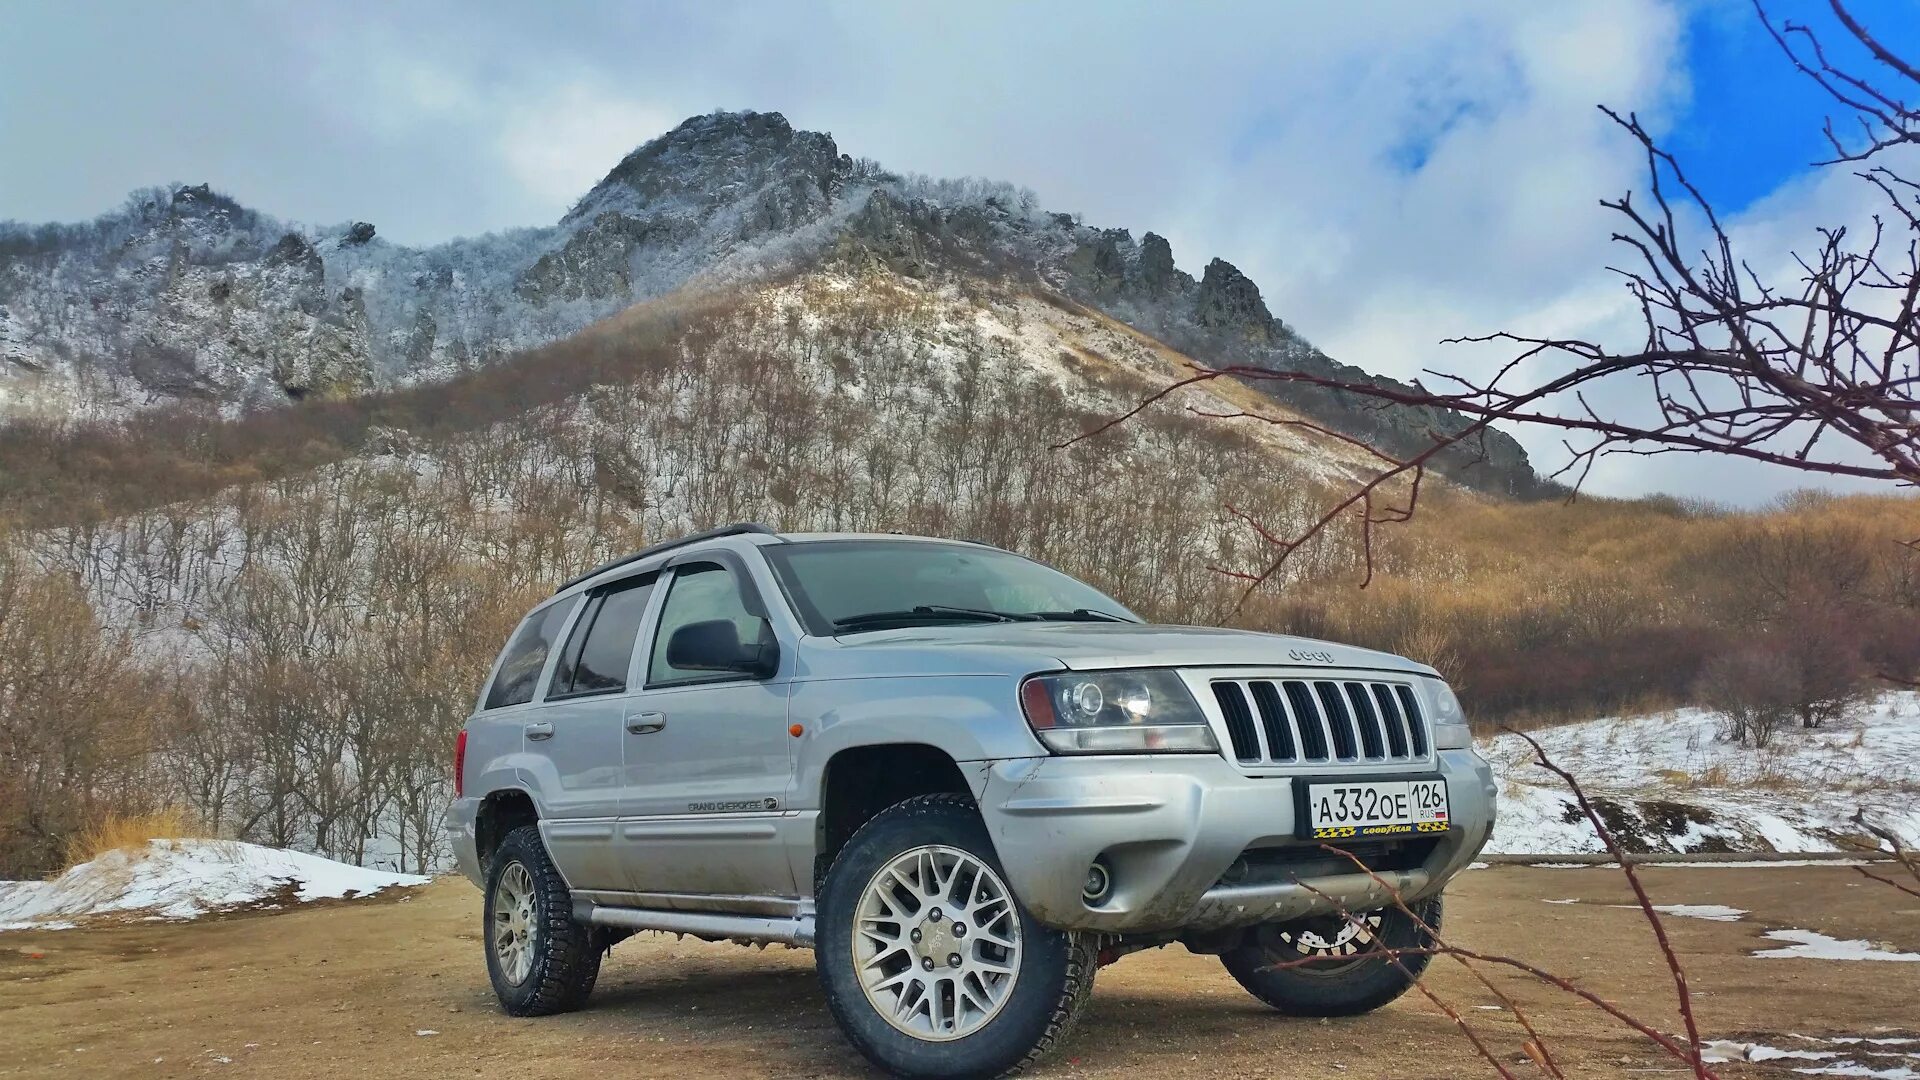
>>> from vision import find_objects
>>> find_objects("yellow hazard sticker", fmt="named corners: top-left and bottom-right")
top-left (1312, 822), bottom-right (1451, 839)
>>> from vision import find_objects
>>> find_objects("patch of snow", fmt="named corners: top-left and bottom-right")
top-left (1539, 899), bottom-right (1746, 920)
top-left (1704, 1040), bottom-right (1841, 1063)
top-left (1527, 858), bottom-right (1872, 869)
top-left (1486, 692), bottom-right (1920, 856)
top-left (1754, 929), bottom-right (1920, 962)
top-left (1663, 859), bottom-right (1873, 869)
top-left (0, 839), bottom-right (426, 931)
top-left (1630, 904), bottom-right (1747, 921)
top-left (1703, 1033), bottom-right (1920, 1079)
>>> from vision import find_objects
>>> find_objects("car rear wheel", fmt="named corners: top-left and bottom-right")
top-left (484, 824), bottom-right (603, 1016)
top-left (816, 793), bottom-right (1096, 1079)
top-left (1220, 897), bottom-right (1440, 1016)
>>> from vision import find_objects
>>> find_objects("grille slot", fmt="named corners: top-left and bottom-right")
top-left (1371, 683), bottom-right (1410, 758)
top-left (1283, 681), bottom-right (1330, 760)
top-left (1395, 684), bottom-right (1429, 756)
top-left (1248, 681), bottom-right (1294, 761)
top-left (1211, 677), bottom-right (1432, 766)
top-left (1344, 683), bottom-right (1386, 758)
top-left (1211, 681), bottom-right (1262, 761)
top-left (1315, 682), bottom-right (1358, 759)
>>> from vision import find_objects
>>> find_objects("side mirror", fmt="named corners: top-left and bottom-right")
top-left (666, 619), bottom-right (778, 678)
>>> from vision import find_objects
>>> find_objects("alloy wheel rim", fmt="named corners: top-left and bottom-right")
top-left (1278, 911), bottom-right (1385, 971)
top-left (492, 861), bottom-right (538, 986)
top-left (853, 845), bottom-right (1022, 1041)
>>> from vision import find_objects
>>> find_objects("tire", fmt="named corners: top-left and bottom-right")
top-left (816, 793), bottom-right (1096, 1080)
top-left (483, 824), bottom-right (603, 1016)
top-left (1220, 897), bottom-right (1441, 1017)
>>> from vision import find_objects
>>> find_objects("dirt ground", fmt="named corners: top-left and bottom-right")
top-left (2, 864), bottom-right (1916, 1079)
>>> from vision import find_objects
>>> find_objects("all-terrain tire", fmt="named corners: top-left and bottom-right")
top-left (484, 824), bottom-right (603, 1016)
top-left (1220, 897), bottom-right (1442, 1017)
top-left (816, 793), bottom-right (1096, 1080)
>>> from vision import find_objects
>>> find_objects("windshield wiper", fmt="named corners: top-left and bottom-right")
top-left (1023, 608), bottom-right (1133, 623)
top-left (832, 605), bottom-right (1043, 630)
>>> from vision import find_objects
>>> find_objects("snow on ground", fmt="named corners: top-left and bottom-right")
top-left (0, 839), bottom-right (426, 931)
top-left (1638, 903), bottom-right (1749, 922)
top-left (1754, 929), bottom-right (1920, 963)
top-left (1706, 1033), bottom-right (1920, 1078)
top-left (1543, 900), bottom-right (1751, 921)
top-left (1484, 692), bottom-right (1920, 855)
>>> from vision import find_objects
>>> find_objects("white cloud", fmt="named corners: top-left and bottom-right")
top-left (497, 84), bottom-right (677, 212)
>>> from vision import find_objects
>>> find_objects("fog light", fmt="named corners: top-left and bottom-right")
top-left (1082, 859), bottom-right (1113, 905)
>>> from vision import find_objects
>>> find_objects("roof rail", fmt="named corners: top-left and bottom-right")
top-left (555, 523), bottom-right (780, 594)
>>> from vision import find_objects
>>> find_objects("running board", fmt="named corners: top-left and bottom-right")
top-left (574, 900), bottom-right (816, 948)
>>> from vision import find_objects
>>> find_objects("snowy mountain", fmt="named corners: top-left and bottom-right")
top-left (0, 110), bottom-right (1535, 492)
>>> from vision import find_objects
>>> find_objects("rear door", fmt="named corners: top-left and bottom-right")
top-left (525, 572), bottom-right (659, 893)
top-left (618, 558), bottom-right (797, 899)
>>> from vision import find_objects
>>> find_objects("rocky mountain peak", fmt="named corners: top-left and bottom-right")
top-left (513, 110), bottom-right (860, 308)
top-left (1137, 232), bottom-right (1182, 296)
top-left (1194, 257), bottom-right (1274, 343)
top-left (564, 109), bottom-right (853, 227)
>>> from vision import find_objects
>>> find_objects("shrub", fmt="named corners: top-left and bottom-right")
top-left (1696, 645), bottom-right (1798, 749)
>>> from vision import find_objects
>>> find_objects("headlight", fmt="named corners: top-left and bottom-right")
top-left (1428, 681), bottom-right (1473, 750)
top-left (1019, 669), bottom-right (1219, 754)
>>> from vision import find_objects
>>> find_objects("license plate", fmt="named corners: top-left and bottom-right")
top-left (1303, 778), bottom-right (1450, 839)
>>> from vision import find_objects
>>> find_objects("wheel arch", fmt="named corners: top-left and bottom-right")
top-left (814, 743), bottom-right (982, 888)
top-left (476, 787), bottom-right (540, 871)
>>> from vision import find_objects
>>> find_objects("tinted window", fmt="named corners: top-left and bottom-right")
top-left (550, 574), bottom-right (656, 698)
top-left (485, 597), bottom-right (578, 709)
top-left (648, 564), bottom-right (764, 686)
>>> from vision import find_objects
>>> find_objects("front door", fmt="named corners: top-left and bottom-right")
top-left (618, 560), bottom-right (797, 900)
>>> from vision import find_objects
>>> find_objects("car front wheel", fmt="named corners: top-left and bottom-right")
top-left (816, 793), bottom-right (1096, 1079)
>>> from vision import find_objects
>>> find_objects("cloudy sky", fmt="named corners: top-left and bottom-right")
top-left (3, 0), bottom-right (1915, 504)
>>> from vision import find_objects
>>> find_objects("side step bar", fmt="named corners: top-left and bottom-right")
top-left (574, 900), bottom-right (816, 947)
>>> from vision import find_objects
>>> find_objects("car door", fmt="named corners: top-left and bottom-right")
top-left (618, 557), bottom-right (798, 901)
top-left (525, 572), bottom-right (659, 895)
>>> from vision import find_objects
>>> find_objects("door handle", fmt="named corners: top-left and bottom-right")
top-left (625, 711), bottom-right (667, 734)
top-left (524, 721), bottom-right (555, 741)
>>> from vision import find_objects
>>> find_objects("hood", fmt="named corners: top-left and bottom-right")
top-left (797, 621), bottom-right (1436, 680)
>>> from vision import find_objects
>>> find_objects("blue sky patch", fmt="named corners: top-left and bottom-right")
top-left (1666, 0), bottom-right (1920, 214)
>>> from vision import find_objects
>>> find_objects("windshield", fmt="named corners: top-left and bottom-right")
top-left (762, 540), bottom-right (1139, 635)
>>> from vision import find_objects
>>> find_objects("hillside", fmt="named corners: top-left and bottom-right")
top-left (0, 109), bottom-right (1536, 494)
top-left (1, 259), bottom-right (1436, 876)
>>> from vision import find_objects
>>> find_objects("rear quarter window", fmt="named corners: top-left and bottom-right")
top-left (485, 596), bottom-right (579, 709)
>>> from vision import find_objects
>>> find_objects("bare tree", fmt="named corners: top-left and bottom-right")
top-left (1081, 0), bottom-right (1917, 599)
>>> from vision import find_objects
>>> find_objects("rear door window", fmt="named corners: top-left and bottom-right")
top-left (485, 596), bottom-right (579, 709)
top-left (549, 573), bottom-right (657, 698)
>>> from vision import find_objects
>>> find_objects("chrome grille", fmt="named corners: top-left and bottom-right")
top-left (1210, 678), bottom-right (1429, 765)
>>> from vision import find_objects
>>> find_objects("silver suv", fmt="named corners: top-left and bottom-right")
top-left (448, 525), bottom-right (1495, 1078)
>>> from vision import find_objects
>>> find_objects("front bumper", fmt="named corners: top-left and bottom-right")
top-left (977, 748), bottom-right (1495, 933)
